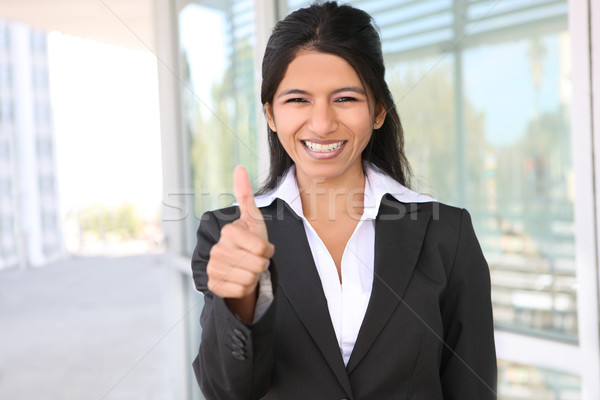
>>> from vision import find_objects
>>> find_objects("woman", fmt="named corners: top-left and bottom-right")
top-left (191, 2), bottom-right (497, 399)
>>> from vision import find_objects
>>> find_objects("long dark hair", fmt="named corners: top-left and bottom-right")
top-left (257, 1), bottom-right (411, 194)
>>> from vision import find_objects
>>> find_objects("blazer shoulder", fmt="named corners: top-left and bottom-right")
top-left (415, 202), bottom-right (481, 257)
top-left (426, 201), bottom-right (470, 232)
top-left (199, 205), bottom-right (240, 225)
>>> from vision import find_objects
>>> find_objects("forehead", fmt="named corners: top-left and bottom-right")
top-left (277, 50), bottom-right (364, 91)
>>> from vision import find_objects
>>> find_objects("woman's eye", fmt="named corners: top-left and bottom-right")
top-left (285, 98), bottom-right (307, 103)
top-left (336, 97), bottom-right (357, 103)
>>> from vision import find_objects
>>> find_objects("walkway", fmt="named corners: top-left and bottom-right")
top-left (0, 253), bottom-right (191, 400)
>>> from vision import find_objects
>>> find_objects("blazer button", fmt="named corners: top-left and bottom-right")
top-left (231, 350), bottom-right (246, 361)
top-left (230, 333), bottom-right (245, 348)
top-left (233, 328), bottom-right (247, 341)
top-left (230, 343), bottom-right (243, 353)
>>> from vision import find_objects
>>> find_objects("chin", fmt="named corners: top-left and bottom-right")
top-left (299, 163), bottom-right (352, 181)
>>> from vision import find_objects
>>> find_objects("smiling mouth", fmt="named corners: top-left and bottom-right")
top-left (302, 140), bottom-right (345, 152)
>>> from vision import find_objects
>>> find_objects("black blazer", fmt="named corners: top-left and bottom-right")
top-left (191, 196), bottom-right (497, 400)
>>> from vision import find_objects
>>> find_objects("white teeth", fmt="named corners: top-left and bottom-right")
top-left (303, 140), bottom-right (344, 152)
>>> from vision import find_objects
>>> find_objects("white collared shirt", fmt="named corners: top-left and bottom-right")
top-left (252, 162), bottom-right (433, 365)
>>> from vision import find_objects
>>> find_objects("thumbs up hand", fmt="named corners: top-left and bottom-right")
top-left (206, 166), bottom-right (274, 317)
top-left (233, 165), bottom-right (270, 243)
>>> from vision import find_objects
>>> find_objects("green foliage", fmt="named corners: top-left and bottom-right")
top-left (387, 62), bottom-right (486, 205)
top-left (185, 37), bottom-right (258, 215)
top-left (77, 203), bottom-right (142, 239)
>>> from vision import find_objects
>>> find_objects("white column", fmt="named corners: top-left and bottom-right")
top-left (253, 0), bottom-right (278, 181)
top-left (11, 23), bottom-right (44, 268)
top-left (155, 0), bottom-right (187, 256)
top-left (153, 1), bottom-right (193, 399)
top-left (591, 0), bottom-right (600, 306)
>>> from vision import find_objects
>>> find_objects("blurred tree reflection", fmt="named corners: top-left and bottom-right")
top-left (388, 64), bottom-right (486, 204)
top-left (188, 37), bottom-right (257, 214)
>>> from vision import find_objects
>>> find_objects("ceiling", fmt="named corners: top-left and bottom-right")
top-left (0, 0), bottom-right (154, 50)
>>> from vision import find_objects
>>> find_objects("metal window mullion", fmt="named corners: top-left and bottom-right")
top-left (253, 0), bottom-right (278, 178)
top-left (354, 0), bottom-right (446, 16)
top-left (495, 330), bottom-right (581, 374)
top-left (590, 0), bottom-right (600, 395)
top-left (467, 0), bottom-right (566, 23)
top-left (375, 7), bottom-right (452, 31)
top-left (383, 26), bottom-right (453, 47)
top-left (453, 0), bottom-right (467, 208)
top-left (590, 0), bottom-right (600, 299)
top-left (569, 0), bottom-right (600, 399)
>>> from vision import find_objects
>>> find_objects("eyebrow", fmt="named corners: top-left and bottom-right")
top-left (277, 86), bottom-right (366, 98)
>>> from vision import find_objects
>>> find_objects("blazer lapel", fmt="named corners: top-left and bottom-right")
top-left (346, 196), bottom-right (432, 373)
top-left (263, 200), bottom-right (353, 396)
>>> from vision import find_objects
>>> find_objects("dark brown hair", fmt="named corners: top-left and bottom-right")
top-left (258, 1), bottom-right (411, 193)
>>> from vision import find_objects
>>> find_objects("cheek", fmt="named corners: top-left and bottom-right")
top-left (275, 129), bottom-right (298, 155)
top-left (273, 109), bottom-right (307, 142)
top-left (344, 112), bottom-right (374, 141)
top-left (275, 132), bottom-right (302, 164)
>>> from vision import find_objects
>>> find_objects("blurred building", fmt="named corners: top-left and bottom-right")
top-left (0, 18), bottom-right (62, 270)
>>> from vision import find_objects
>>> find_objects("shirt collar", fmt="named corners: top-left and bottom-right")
top-left (254, 162), bottom-right (434, 220)
top-left (255, 164), bottom-right (305, 218)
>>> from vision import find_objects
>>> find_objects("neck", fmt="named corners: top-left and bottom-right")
top-left (296, 163), bottom-right (366, 221)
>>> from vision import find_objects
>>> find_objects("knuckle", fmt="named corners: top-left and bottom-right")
top-left (240, 271), bottom-right (257, 286)
top-left (252, 238), bottom-right (269, 255)
top-left (206, 260), bottom-right (215, 274)
top-left (206, 265), bottom-right (220, 282)
top-left (207, 278), bottom-right (218, 292)
top-left (232, 285), bottom-right (245, 298)
top-left (267, 243), bottom-right (275, 257)
top-left (209, 245), bottom-right (222, 259)
top-left (220, 223), bottom-right (236, 237)
top-left (254, 241), bottom-right (267, 254)
top-left (248, 257), bottom-right (267, 275)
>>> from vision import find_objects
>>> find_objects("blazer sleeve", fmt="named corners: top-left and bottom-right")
top-left (191, 210), bottom-right (276, 400)
top-left (440, 209), bottom-right (497, 399)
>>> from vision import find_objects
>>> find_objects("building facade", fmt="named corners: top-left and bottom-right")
top-left (0, 18), bottom-right (63, 270)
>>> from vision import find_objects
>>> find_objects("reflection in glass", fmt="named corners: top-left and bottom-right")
top-left (179, 3), bottom-right (259, 398)
top-left (180, 0), bottom-right (259, 224)
top-left (463, 33), bottom-right (575, 339)
top-left (498, 359), bottom-right (580, 399)
top-left (285, 0), bottom-right (574, 339)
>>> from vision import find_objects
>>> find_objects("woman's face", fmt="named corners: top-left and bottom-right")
top-left (265, 50), bottom-right (385, 186)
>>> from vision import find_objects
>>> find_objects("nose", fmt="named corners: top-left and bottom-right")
top-left (307, 100), bottom-right (337, 135)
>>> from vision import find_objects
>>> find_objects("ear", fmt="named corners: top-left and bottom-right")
top-left (264, 103), bottom-right (277, 132)
top-left (374, 104), bottom-right (386, 129)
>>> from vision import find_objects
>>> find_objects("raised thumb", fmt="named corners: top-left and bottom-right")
top-left (233, 166), bottom-right (266, 235)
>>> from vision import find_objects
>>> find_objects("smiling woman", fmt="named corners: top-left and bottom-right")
top-left (190, 2), bottom-right (497, 399)
top-left (264, 50), bottom-right (385, 189)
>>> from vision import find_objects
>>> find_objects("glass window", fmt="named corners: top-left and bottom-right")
top-left (179, 4), bottom-right (259, 396)
top-left (498, 359), bottom-right (580, 399)
top-left (34, 101), bottom-right (51, 124)
top-left (463, 32), bottom-right (575, 340)
top-left (284, 0), bottom-right (574, 341)
top-left (180, 0), bottom-right (260, 245)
